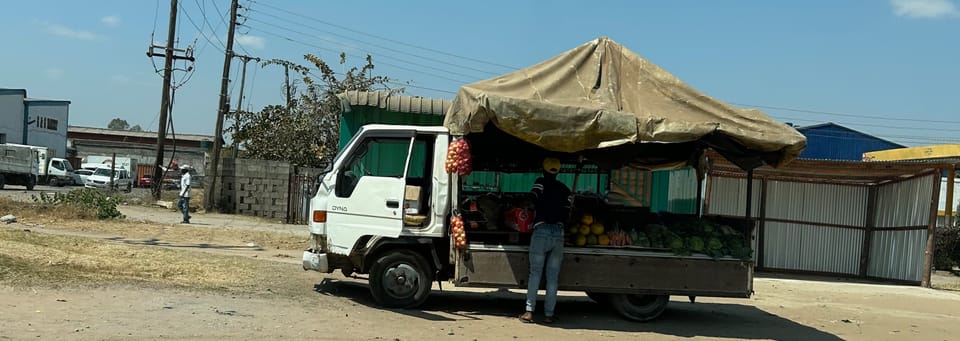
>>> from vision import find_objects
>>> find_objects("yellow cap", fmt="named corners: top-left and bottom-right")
top-left (542, 157), bottom-right (561, 174)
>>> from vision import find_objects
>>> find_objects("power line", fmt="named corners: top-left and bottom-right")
top-left (771, 115), bottom-right (960, 133)
top-left (188, 0), bottom-right (227, 53)
top-left (248, 6), bottom-right (501, 77)
top-left (734, 102), bottom-right (959, 125)
top-left (178, 1), bottom-right (225, 53)
top-left (247, 25), bottom-right (474, 84)
top-left (253, 1), bottom-right (518, 71)
top-left (799, 130), bottom-right (954, 143)
top-left (216, 0), bottom-right (253, 56)
top-left (242, 4), bottom-right (955, 137)
top-left (208, 0), bottom-right (230, 28)
top-left (242, 17), bottom-right (479, 83)
top-left (245, 58), bottom-right (259, 112)
top-left (387, 81), bottom-right (457, 95)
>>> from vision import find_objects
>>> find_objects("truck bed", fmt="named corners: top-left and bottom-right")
top-left (454, 244), bottom-right (753, 298)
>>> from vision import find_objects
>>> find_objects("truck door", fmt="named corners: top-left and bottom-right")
top-left (325, 131), bottom-right (417, 253)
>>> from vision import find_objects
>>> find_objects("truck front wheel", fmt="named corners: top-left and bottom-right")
top-left (368, 250), bottom-right (433, 309)
top-left (608, 294), bottom-right (669, 322)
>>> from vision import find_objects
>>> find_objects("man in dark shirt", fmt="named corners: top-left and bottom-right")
top-left (520, 157), bottom-right (571, 324)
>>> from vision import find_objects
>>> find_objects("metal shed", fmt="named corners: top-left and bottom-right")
top-left (704, 154), bottom-right (948, 286)
top-left (795, 122), bottom-right (905, 161)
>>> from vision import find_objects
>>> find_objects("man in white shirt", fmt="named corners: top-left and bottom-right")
top-left (177, 165), bottom-right (192, 224)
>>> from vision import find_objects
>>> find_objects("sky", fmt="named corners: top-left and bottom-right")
top-left (1, 0), bottom-right (958, 146)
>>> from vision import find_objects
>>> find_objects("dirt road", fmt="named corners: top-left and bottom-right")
top-left (2, 196), bottom-right (960, 340)
top-left (3, 274), bottom-right (959, 341)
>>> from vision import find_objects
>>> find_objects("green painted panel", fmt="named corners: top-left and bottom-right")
top-left (649, 167), bottom-right (699, 214)
top-left (650, 170), bottom-right (671, 212)
top-left (337, 108), bottom-right (442, 180)
top-left (348, 135), bottom-right (431, 179)
top-left (339, 107), bottom-right (444, 150)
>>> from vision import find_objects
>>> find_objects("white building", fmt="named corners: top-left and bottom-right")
top-left (0, 88), bottom-right (70, 157)
top-left (0, 88), bottom-right (27, 145)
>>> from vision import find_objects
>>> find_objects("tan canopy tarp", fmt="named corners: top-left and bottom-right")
top-left (443, 37), bottom-right (806, 170)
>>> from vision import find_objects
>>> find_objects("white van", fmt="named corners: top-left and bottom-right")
top-left (84, 166), bottom-right (133, 192)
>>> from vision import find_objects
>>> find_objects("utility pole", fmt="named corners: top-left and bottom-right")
top-left (205, 0), bottom-right (239, 210)
top-left (284, 65), bottom-right (292, 107)
top-left (231, 54), bottom-right (260, 159)
top-left (146, 0), bottom-right (195, 200)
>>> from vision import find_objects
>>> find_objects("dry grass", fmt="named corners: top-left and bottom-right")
top-left (0, 197), bottom-right (312, 297)
top-left (0, 198), bottom-right (307, 251)
top-left (933, 283), bottom-right (960, 292)
top-left (0, 228), bottom-right (266, 291)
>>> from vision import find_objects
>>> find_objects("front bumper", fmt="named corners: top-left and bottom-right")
top-left (302, 249), bottom-right (330, 273)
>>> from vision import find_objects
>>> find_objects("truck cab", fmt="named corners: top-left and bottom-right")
top-left (306, 124), bottom-right (452, 305)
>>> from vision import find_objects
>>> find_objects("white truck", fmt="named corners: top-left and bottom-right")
top-left (0, 143), bottom-right (38, 190)
top-left (84, 155), bottom-right (138, 174)
top-left (37, 148), bottom-right (77, 186)
top-left (302, 39), bottom-right (806, 321)
top-left (3, 143), bottom-right (75, 187)
top-left (302, 124), bottom-right (786, 321)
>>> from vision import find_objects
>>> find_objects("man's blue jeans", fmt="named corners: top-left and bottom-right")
top-left (525, 223), bottom-right (564, 317)
top-left (177, 196), bottom-right (191, 223)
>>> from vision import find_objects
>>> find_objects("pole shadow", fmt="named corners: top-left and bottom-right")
top-left (104, 236), bottom-right (265, 251)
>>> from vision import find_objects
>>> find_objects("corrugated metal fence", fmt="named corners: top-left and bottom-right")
top-left (706, 172), bottom-right (938, 285)
top-left (869, 175), bottom-right (934, 282)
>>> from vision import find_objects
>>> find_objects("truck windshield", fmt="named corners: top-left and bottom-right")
top-left (62, 161), bottom-right (74, 172)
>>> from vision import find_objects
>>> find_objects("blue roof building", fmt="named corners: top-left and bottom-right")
top-left (795, 122), bottom-right (905, 161)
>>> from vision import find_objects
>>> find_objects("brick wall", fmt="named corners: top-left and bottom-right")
top-left (217, 158), bottom-right (291, 220)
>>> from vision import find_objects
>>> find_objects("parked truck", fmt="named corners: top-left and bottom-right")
top-left (3, 143), bottom-right (74, 187)
top-left (85, 155), bottom-right (138, 175)
top-left (301, 38), bottom-right (807, 321)
top-left (0, 143), bottom-right (38, 190)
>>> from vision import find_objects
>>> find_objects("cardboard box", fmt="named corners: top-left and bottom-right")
top-left (404, 185), bottom-right (422, 214)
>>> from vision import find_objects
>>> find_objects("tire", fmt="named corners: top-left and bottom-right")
top-left (585, 291), bottom-right (610, 304)
top-left (125, 183), bottom-right (132, 193)
top-left (368, 250), bottom-right (433, 309)
top-left (26, 175), bottom-right (36, 191)
top-left (48, 178), bottom-right (58, 186)
top-left (0, 174), bottom-right (5, 190)
top-left (608, 294), bottom-right (670, 322)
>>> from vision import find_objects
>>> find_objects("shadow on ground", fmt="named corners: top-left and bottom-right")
top-left (313, 278), bottom-right (841, 340)
top-left (105, 236), bottom-right (265, 251)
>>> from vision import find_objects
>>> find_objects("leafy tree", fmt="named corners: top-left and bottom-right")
top-left (231, 53), bottom-right (402, 167)
top-left (129, 124), bottom-right (143, 132)
top-left (108, 118), bottom-right (130, 130)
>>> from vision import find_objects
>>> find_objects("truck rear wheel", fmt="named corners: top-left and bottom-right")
top-left (0, 174), bottom-right (5, 190)
top-left (26, 175), bottom-right (36, 190)
top-left (608, 294), bottom-right (669, 322)
top-left (368, 250), bottom-right (433, 309)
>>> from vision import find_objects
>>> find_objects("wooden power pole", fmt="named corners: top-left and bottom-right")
top-left (147, 0), bottom-right (194, 200)
top-left (231, 54), bottom-right (259, 159)
top-left (205, 0), bottom-right (239, 210)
